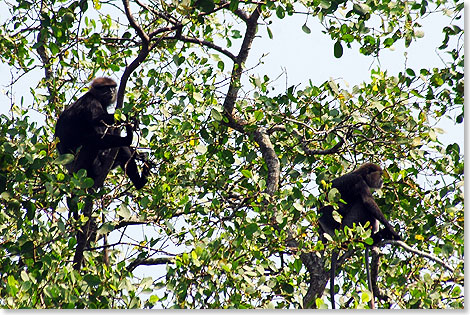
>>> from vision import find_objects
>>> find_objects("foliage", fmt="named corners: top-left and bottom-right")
top-left (0, 0), bottom-right (464, 309)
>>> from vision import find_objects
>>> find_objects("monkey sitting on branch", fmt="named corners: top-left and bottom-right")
top-left (55, 77), bottom-right (150, 190)
top-left (317, 163), bottom-right (402, 309)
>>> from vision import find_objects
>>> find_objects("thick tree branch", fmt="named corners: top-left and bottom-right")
top-left (73, 197), bottom-right (95, 270)
top-left (300, 251), bottom-right (329, 308)
top-left (252, 128), bottom-right (280, 194)
top-left (117, 0), bottom-right (150, 109)
top-left (223, 4), bottom-right (262, 121)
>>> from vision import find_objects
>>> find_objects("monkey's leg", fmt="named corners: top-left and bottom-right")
top-left (95, 134), bottom-right (132, 149)
top-left (116, 147), bottom-right (147, 189)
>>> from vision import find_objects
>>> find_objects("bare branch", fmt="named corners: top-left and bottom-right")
top-left (252, 128), bottom-right (280, 194)
top-left (381, 239), bottom-right (455, 273)
top-left (166, 34), bottom-right (237, 62)
top-left (127, 257), bottom-right (174, 272)
top-left (223, 4), bottom-right (262, 120)
top-left (117, 0), bottom-right (151, 109)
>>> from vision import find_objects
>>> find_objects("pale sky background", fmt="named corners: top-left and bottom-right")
top-left (0, 3), bottom-right (463, 148)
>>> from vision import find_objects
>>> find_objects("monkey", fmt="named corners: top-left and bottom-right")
top-left (57, 77), bottom-right (152, 270)
top-left (317, 163), bottom-right (401, 309)
top-left (55, 77), bottom-right (149, 190)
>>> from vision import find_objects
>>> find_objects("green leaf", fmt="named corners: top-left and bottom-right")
top-left (241, 169), bottom-right (252, 178)
top-left (97, 222), bottom-right (115, 235)
top-left (229, 0), bottom-right (240, 12)
top-left (361, 290), bottom-right (372, 303)
top-left (342, 34), bottom-right (354, 43)
top-left (319, 0), bottom-right (330, 9)
top-left (276, 6), bottom-right (285, 19)
top-left (254, 110), bottom-right (264, 121)
top-left (302, 23), bottom-right (311, 34)
top-left (353, 3), bottom-right (370, 15)
top-left (384, 37), bottom-right (395, 47)
top-left (196, 144), bottom-right (207, 154)
top-left (267, 27), bottom-right (273, 39)
top-left (406, 68), bottom-right (416, 77)
top-left (83, 274), bottom-right (101, 287)
top-left (334, 41), bottom-right (343, 58)
top-left (293, 259), bottom-right (302, 273)
top-left (245, 223), bottom-right (258, 239)
top-left (315, 298), bottom-right (328, 309)
top-left (332, 210), bottom-right (342, 224)
top-left (211, 108), bottom-right (223, 121)
top-left (82, 177), bottom-right (94, 189)
top-left (293, 202), bottom-right (303, 211)
top-left (49, 42), bottom-right (59, 55)
top-left (327, 188), bottom-right (340, 201)
top-left (149, 295), bottom-right (159, 303)
top-left (117, 204), bottom-right (131, 219)
top-left (193, 92), bottom-right (204, 103)
top-left (54, 153), bottom-right (74, 165)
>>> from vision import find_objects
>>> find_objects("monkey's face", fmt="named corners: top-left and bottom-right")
top-left (366, 170), bottom-right (383, 189)
top-left (92, 85), bottom-right (117, 106)
top-left (107, 85), bottom-right (117, 104)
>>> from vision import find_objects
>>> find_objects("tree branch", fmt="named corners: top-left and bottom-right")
top-left (223, 4), bottom-right (262, 121)
top-left (117, 0), bottom-right (150, 109)
top-left (73, 197), bottom-right (95, 270)
top-left (300, 251), bottom-right (329, 308)
top-left (381, 239), bottom-right (455, 273)
top-left (252, 128), bottom-right (280, 194)
top-left (127, 257), bottom-right (174, 272)
top-left (167, 34), bottom-right (237, 62)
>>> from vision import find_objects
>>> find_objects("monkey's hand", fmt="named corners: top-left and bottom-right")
top-left (125, 115), bottom-right (140, 131)
top-left (125, 123), bottom-right (133, 145)
top-left (374, 228), bottom-right (401, 243)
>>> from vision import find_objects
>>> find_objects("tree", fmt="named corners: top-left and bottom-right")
top-left (0, 0), bottom-right (463, 309)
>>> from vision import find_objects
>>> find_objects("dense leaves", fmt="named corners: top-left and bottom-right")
top-left (0, 0), bottom-right (464, 309)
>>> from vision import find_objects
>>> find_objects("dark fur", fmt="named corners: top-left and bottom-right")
top-left (318, 163), bottom-right (400, 243)
top-left (55, 77), bottom-right (148, 189)
top-left (317, 163), bottom-right (401, 309)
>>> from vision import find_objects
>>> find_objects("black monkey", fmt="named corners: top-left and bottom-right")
top-left (55, 77), bottom-right (149, 190)
top-left (317, 163), bottom-right (401, 309)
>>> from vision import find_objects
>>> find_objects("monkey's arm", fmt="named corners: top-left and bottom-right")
top-left (86, 99), bottom-right (115, 125)
top-left (332, 173), bottom-right (362, 190)
top-left (361, 191), bottom-right (401, 240)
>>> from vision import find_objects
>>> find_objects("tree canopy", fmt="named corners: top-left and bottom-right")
top-left (0, 0), bottom-right (464, 309)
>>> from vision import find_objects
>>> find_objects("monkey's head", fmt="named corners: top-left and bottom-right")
top-left (89, 77), bottom-right (118, 107)
top-left (360, 163), bottom-right (383, 189)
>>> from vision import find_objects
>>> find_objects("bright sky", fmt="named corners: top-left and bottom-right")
top-left (0, 3), bottom-right (462, 147)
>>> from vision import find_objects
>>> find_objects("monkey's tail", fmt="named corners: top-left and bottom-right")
top-left (330, 250), bottom-right (338, 309)
top-left (365, 246), bottom-right (375, 309)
